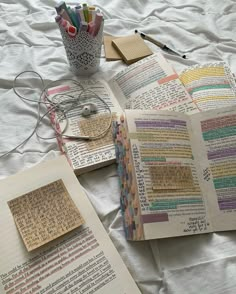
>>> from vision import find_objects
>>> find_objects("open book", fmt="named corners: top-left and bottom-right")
top-left (46, 53), bottom-right (236, 175)
top-left (0, 156), bottom-right (141, 294)
top-left (114, 106), bottom-right (236, 240)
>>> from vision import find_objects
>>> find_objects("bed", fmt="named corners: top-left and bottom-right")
top-left (1, 0), bottom-right (236, 293)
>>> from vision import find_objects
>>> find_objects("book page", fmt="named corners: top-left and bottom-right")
top-left (46, 80), bottom-right (122, 174)
top-left (109, 53), bottom-right (198, 114)
top-left (190, 107), bottom-right (236, 232)
top-left (0, 156), bottom-right (141, 294)
top-left (118, 109), bottom-right (212, 240)
top-left (179, 62), bottom-right (236, 111)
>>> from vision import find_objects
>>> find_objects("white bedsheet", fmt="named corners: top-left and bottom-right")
top-left (0, 0), bottom-right (236, 293)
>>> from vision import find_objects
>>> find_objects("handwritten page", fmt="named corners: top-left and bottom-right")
top-left (8, 179), bottom-right (84, 251)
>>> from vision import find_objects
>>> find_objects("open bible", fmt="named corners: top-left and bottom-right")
top-left (114, 106), bottom-right (236, 240)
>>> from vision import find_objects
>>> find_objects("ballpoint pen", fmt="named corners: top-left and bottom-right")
top-left (135, 30), bottom-right (186, 59)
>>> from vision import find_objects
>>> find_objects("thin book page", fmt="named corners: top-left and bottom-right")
top-left (8, 179), bottom-right (84, 251)
top-left (124, 109), bottom-right (212, 240)
top-left (179, 62), bottom-right (236, 111)
top-left (109, 52), bottom-right (199, 114)
top-left (0, 156), bottom-right (141, 294)
top-left (190, 106), bottom-right (236, 232)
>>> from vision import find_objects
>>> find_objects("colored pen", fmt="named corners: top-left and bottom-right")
top-left (135, 30), bottom-right (186, 59)
top-left (56, 16), bottom-right (77, 37)
top-left (55, 1), bottom-right (67, 14)
top-left (87, 21), bottom-right (95, 34)
top-left (88, 6), bottom-right (96, 22)
top-left (59, 8), bottom-right (72, 24)
top-left (67, 25), bottom-right (77, 37)
top-left (67, 7), bottom-right (79, 28)
top-left (75, 7), bottom-right (81, 27)
top-left (80, 21), bottom-right (88, 31)
top-left (91, 12), bottom-right (103, 36)
top-left (78, 7), bottom-right (85, 22)
top-left (83, 3), bottom-right (89, 22)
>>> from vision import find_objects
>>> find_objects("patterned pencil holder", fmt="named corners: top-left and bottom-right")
top-left (59, 23), bottom-right (104, 76)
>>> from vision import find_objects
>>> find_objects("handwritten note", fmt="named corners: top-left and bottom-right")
top-left (150, 165), bottom-right (194, 190)
top-left (8, 179), bottom-right (84, 251)
top-left (183, 216), bottom-right (208, 233)
top-left (79, 114), bottom-right (115, 150)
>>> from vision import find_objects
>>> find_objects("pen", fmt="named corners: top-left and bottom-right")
top-left (135, 30), bottom-right (186, 59)
top-left (83, 3), bottom-right (89, 22)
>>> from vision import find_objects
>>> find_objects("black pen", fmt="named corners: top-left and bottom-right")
top-left (135, 30), bottom-right (186, 59)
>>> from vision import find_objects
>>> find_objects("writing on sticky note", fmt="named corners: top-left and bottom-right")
top-left (8, 179), bottom-right (84, 251)
top-left (79, 113), bottom-right (116, 150)
top-left (149, 165), bottom-right (194, 190)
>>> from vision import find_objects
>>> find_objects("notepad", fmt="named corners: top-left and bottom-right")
top-left (112, 34), bottom-right (153, 65)
top-left (103, 35), bottom-right (122, 61)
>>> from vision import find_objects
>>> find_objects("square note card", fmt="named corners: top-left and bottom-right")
top-left (103, 35), bottom-right (122, 61)
top-left (8, 179), bottom-right (84, 251)
top-left (112, 34), bottom-right (153, 65)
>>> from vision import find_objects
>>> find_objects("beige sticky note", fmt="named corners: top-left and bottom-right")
top-left (79, 113), bottom-right (115, 150)
top-left (149, 165), bottom-right (194, 190)
top-left (112, 34), bottom-right (153, 65)
top-left (103, 35), bottom-right (122, 61)
top-left (8, 179), bottom-right (84, 251)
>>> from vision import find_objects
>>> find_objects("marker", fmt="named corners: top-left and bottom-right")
top-left (55, 1), bottom-right (67, 14)
top-left (55, 2), bottom-right (73, 24)
top-left (59, 9), bottom-right (72, 24)
top-left (80, 21), bottom-right (88, 31)
top-left (135, 29), bottom-right (186, 59)
top-left (83, 3), bottom-right (89, 22)
top-left (55, 15), bottom-right (62, 23)
top-left (88, 6), bottom-right (96, 22)
top-left (67, 7), bottom-right (79, 28)
top-left (78, 7), bottom-right (85, 23)
top-left (75, 7), bottom-right (81, 25)
top-left (91, 12), bottom-right (103, 36)
top-left (87, 21), bottom-right (95, 34)
top-left (56, 17), bottom-right (77, 37)
top-left (67, 25), bottom-right (77, 37)
top-left (59, 18), bottom-right (69, 29)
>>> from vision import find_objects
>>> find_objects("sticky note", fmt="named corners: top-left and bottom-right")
top-left (149, 165), bottom-right (194, 190)
top-left (112, 34), bottom-right (153, 65)
top-left (8, 179), bottom-right (84, 251)
top-left (103, 35), bottom-right (122, 61)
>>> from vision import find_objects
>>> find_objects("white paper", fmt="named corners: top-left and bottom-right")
top-left (0, 156), bottom-right (141, 294)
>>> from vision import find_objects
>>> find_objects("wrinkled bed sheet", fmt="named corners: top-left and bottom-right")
top-left (0, 1), bottom-right (236, 293)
